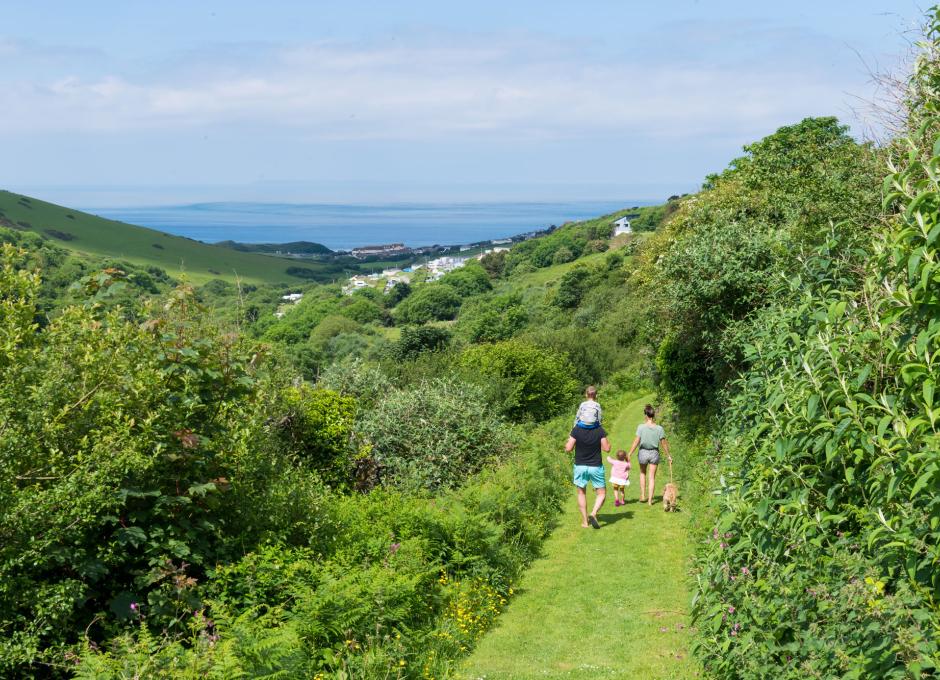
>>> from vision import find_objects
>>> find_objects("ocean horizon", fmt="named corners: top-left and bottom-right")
top-left (92, 200), bottom-right (654, 250)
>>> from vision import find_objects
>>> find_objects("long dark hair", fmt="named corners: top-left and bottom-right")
top-left (644, 404), bottom-right (655, 419)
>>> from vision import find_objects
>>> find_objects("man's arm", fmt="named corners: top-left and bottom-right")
top-left (565, 436), bottom-right (577, 453)
top-left (601, 437), bottom-right (612, 453)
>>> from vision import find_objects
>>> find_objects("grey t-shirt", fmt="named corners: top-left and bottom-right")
top-left (636, 423), bottom-right (666, 451)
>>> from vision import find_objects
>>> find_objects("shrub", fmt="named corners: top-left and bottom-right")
top-left (455, 294), bottom-right (528, 344)
top-left (438, 262), bottom-right (492, 297)
top-left (391, 325), bottom-right (451, 360)
top-left (459, 340), bottom-right (579, 421)
top-left (273, 385), bottom-right (357, 486)
top-left (394, 284), bottom-right (462, 324)
top-left (356, 377), bottom-right (512, 491)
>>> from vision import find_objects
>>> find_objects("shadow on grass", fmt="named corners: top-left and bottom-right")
top-left (596, 510), bottom-right (634, 526)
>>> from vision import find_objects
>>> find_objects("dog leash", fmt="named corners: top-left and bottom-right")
top-left (668, 457), bottom-right (674, 484)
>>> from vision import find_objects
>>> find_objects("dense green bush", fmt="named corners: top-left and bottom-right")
top-left (394, 284), bottom-right (462, 324)
top-left (0, 264), bottom-right (323, 673)
top-left (356, 377), bottom-right (513, 491)
top-left (642, 116), bottom-right (881, 413)
top-left (459, 339), bottom-right (579, 421)
top-left (273, 385), bottom-right (358, 486)
top-left (455, 293), bottom-right (528, 344)
top-left (688, 19), bottom-right (940, 677)
top-left (391, 324), bottom-right (451, 360)
top-left (438, 261), bottom-right (492, 297)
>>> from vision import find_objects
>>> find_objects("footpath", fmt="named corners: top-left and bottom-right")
top-left (458, 394), bottom-right (700, 679)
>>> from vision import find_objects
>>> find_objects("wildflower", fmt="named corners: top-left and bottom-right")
top-left (724, 532), bottom-right (733, 539)
top-left (741, 567), bottom-right (750, 576)
top-left (728, 606), bottom-right (735, 614)
top-left (389, 542), bottom-right (401, 555)
top-left (129, 602), bottom-right (138, 613)
top-left (720, 542), bottom-right (728, 549)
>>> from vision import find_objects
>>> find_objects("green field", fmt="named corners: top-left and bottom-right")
top-left (459, 393), bottom-right (699, 679)
top-left (0, 190), bottom-right (323, 285)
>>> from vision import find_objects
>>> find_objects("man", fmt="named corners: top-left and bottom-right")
top-left (565, 423), bottom-right (611, 528)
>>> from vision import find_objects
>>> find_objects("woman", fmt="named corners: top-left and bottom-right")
top-left (626, 404), bottom-right (671, 506)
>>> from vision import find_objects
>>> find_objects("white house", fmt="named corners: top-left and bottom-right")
top-left (612, 217), bottom-right (632, 236)
top-left (281, 293), bottom-right (303, 303)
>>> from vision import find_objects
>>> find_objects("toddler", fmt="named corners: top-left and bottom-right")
top-left (607, 450), bottom-right (631, 506)
top-left (574, 385), bottom-right (603, 429)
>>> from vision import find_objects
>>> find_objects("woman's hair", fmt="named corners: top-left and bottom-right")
top-left (616, 449), bottom-right (628, 461)
top-left (586, 385), bottom-right (597, 398)
top-left (644, 404), bottom-right (655, 419)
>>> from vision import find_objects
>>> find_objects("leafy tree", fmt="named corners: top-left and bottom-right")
top-left (391, 325), bottom-right (451, 361)
top-left (455, 294), bottom-right (528, 343)
top-left (438, 262), bottom-right (492, 298)
top-left (383, 281), bottom-right (412, 308)
top-left (394, 284), bottom-right (462, 324)
top-left (479, 250), bottom-right (507, 278)
top-left (554, 266), bottom-right (591, 308)
top-left (339, 296), bottom-right (385, 324)
top-left (459, 340), bottom-right (579, 421)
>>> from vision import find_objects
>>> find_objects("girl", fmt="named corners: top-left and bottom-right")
top-left (606, 450), bottom-right (631, 507)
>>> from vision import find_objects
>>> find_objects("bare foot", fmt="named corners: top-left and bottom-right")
top-left (581, 522), bottom-right (589, 528)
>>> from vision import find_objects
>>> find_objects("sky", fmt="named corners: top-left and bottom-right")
top-left (0, 1), bottom-right (923, 207)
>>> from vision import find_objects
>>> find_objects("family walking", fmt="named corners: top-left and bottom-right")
top-left (564, 387), bottom-right (672, 529)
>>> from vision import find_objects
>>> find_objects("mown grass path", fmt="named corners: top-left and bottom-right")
top-left (458, 394), bottom-right (699, 679)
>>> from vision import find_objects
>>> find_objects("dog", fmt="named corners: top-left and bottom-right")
top-left (662, 482), bottom-right (678, 512)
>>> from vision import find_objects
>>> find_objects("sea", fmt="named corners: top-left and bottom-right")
top-left (94, 201), bottom-right (653, 250)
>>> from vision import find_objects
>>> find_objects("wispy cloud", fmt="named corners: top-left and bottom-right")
top-left (0, 24), bottom-right (873, 143)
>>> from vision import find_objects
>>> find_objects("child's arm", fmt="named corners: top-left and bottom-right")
top-left (606, 456), bottom-right (617, 465)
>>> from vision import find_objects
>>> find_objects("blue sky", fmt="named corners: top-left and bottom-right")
top-left (0, 1), bottom-right (921, 206)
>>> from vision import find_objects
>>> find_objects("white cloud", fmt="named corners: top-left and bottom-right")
top-left (0, 27), bottom-right (873, 143)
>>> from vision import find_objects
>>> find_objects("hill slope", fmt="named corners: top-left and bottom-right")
top-left (0, 190), bottom-right (328, 285)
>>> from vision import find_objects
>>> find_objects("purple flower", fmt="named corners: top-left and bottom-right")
top-left (129, 602), bottom-right (138, 613)
top-left (731, 629), bottom-right (737, 636)
top-left (728, 606), bottom-right (735, 614)
top-left (730, 574), bottom-right (736, 581)
top-left (389, 542), bottom-right (401, 555)
top-left (741, 567), bottom-right (750, 576)
top-left (724, 532), bottom-right (733, 539)
top-left (720, 542), bottom-right (728, 549)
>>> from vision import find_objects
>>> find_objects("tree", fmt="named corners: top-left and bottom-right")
top-left (459, 340), bottom-right (579, 421)
top-left (438, 262), bottom-right (492, 298)
top-left (393, 285), bottom-right (462, 324)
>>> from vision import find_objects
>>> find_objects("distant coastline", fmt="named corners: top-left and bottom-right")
top-left (92, 200), bottom-right (656, 250)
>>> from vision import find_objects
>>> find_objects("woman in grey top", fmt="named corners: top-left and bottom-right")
top-left (626, 404), bottom-right (671, 506)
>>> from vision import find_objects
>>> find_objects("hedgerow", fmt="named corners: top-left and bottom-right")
top-left (686, 12), bottom-right (940, 677)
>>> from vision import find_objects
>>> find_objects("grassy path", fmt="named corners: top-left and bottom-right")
top-left (458, 394), bottom-right (699, 679)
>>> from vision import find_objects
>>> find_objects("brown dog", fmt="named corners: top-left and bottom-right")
top-left (662, 482), bottom-right (678, 512)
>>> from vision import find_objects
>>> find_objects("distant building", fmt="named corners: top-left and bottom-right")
top-left (351, 243), bottom-right (410, 258)
top-left (612, 217), bottom-right (632, 236)
top-left (491, 238), bottom-right (512, 245)
top-left (281, 293), bottom-right (303, 303)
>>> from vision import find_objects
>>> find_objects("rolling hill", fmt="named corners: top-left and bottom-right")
top-left (0, 190), bottom-right (334, 285)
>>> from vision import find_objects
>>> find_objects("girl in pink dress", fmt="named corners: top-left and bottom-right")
top-left (607, 450), bottom-right (631, 507)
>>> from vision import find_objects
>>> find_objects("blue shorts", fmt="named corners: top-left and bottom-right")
top-left (573, 465), bottom-right (606, 489)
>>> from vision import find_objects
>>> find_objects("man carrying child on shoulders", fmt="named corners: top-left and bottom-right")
top-left (564, 386), bottom-right (610, 529)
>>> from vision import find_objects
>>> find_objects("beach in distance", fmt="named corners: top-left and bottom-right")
top-left (93, 200), bottom-right (652, 250)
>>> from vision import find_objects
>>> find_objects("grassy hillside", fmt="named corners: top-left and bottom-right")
top-left (0, 190), bottom-right (331, 285)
